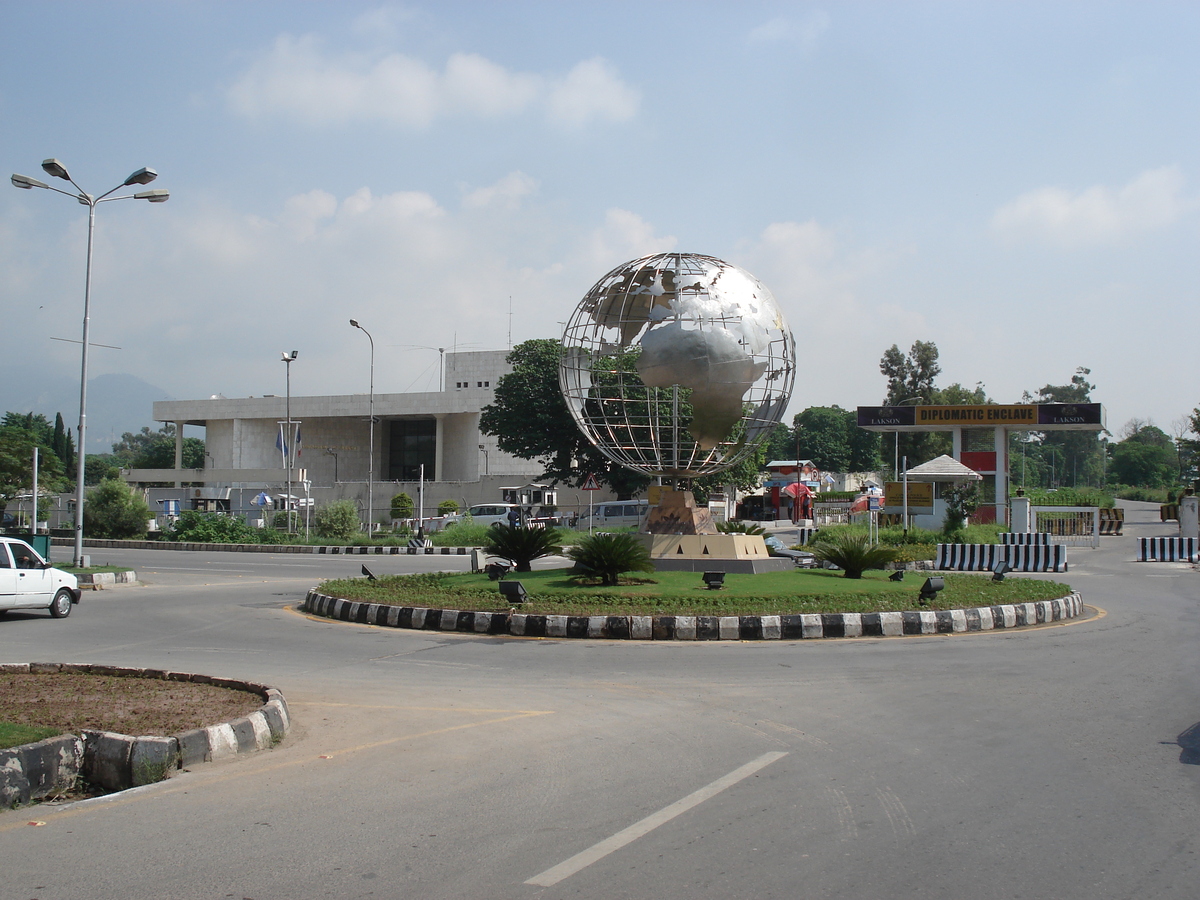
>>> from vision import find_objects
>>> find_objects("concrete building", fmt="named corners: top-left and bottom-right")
top-left (139, 350), bottom-right (601, 524)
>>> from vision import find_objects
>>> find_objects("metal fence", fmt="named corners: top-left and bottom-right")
top-left (1031, 506), bottom-right (1099, 548)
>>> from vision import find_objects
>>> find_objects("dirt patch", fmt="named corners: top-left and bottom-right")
top-left (0, 673), bottom-right (264, 741)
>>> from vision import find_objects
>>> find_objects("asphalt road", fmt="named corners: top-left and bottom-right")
top-left (1, 503), bottom-right (1198, 900)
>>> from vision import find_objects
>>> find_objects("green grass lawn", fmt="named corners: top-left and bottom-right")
top-left (317, 568), bottom-right (1074, 617)
top-left (0, 722), bottom-right (63, 750)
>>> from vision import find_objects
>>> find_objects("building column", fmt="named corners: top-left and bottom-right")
top-left (174, 421), bottom-right (185, 488)
top-left (435, 414), bottom-right (445, 483)
top-left (994, 425), bottom-right (1007, 525)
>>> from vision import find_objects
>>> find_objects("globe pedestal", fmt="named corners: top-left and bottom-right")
top-left (645, 488), bottom-right (717, 535)
top-left (640, 488), bottom-right (791, 573)
top-left (635, 533), bottom-right (792, 574)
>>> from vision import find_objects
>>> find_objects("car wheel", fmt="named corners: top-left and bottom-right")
top-left (49, 589), bottom-right (73, 618)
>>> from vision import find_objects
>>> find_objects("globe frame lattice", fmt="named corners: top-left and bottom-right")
top-left (559, 252), bottom-right (795, 479)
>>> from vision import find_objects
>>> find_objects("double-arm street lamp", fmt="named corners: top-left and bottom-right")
top-left (11, 159), bottom-right (168, 567)
top-left (350, 320), bottom-right (375, 532)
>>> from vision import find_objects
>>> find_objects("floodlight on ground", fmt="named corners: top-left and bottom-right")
top-left (703, 571), bottom-right (726, 590)
top-left (919, 576), bottom-right (944, 605)
top-left (486, 562), bottom-right (511, 581)
top-left (888, 570), bottom-right (905, 582)
top-left (361, 564), bottom-right (377, 582)
top-left (498, 580), bottom-right (527, 603)
top-left (992, 562), bottom-right (1011, 583)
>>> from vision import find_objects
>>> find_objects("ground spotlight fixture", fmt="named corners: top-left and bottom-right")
top-left (919, 576), bottom-right (944, 605)
top-left (486, 562), bottom-right (511, 581)
top-left (361, 564), bottom-right (377, 582)
top-left (703, 571), bottom-right (726, 590)
top-left (992, 562), bottom-right (1012, 583)
top-left (498, 580), bottom-right (527, 603)
top-left (888, 570), bottom-right (905, 582)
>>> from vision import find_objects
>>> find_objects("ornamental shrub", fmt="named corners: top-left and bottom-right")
top-left (809, 534), bottom-right (899, 579)
top-left (566, 532), bottom-right (655, 586)
top-left (437, 499), bottom-right (460, 515)
top-left (716, 520), bottom-right (767, 535)
top-left (484, 523), bottom-right (563, 572)
top-left (83, 477), bottom-right (151, 539)
top-left (165, 509), bottom-right (286, 544)
top-left (390, 492), bottom-right (414, 520)
top-left (315, 499), bottom-right (361, 541)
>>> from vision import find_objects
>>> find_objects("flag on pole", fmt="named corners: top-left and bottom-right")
top-left (276, 424), bottom-right (287, 459)
top-left (294, 425), bottom-right (302, 459)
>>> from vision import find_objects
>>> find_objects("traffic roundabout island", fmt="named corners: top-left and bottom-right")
top-left (301, 587), bottom-right (1086, 641)
top-left (0, 663), bottom-right (291, 807)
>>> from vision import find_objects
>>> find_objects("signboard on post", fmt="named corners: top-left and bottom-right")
top-left (885, 481), bottom-right (934, 511)
top-left (582, 474), bottom-right (600, 491)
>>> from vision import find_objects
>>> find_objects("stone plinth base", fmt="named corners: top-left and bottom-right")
top-left (637, 532), bottom-right (787, 573)
top-left (649, 557), bottom-right (794, 574)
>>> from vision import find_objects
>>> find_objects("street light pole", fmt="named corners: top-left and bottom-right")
top-left (350, 320), bottom-right (375, 533)
top-left (282, 350), bottom-right (298, 533)
top-left (11, 159), bottom-right (168, 567)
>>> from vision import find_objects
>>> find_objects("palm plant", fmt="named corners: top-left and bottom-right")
top-left (484, 524), bottom-right (563, 572)
top-left (809, 533), bottom-right (899, 579)
top-left (716, 520), bottom-right (767, 535)
top-left (567, 532), bottom-right (655, 587)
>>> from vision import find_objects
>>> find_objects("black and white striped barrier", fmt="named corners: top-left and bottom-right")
top-left (302, 590), bottom-right (1083, 640)
top-left (314, 544), bottom-right (475, 555)
top-left (1000, 533), bottom-right (1051, 545)
top-left (935, 543), bottom-right (1068, 572)
top-left (1136, 537), bottom-right (1198, 562)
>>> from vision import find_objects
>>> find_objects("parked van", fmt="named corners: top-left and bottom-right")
top-left (577, 499), bottom-right (649, 531)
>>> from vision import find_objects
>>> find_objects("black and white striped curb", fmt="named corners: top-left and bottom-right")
top-left (0, 663), bottom-right (290, 804)
top-left (302, 589), bottom-right (1084, 641)
top-left (59, 537), bottom-right (481, 556)
top-left (1136, 536), bottom-right (1198, 562)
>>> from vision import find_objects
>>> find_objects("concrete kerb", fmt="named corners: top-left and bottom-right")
top-left (0, 664), bottom-right (291, 807)
top-left (300, 588), bottom-right (1086, 642)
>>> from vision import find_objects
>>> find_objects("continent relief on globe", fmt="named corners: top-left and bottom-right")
top-left (635, 322), bottom-right (767, 449)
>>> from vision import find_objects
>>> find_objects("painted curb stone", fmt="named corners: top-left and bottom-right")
top-left (0, 664), bottom-right (291, 803)
top-left (301, 588), bottom-right (1085, 641)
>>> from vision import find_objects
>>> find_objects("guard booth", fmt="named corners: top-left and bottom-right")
top-left (857, 403), bottom-right (1106, 525)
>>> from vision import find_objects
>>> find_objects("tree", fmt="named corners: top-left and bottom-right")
top-left (880, 341), bottom-right (941, 406)
top-left (480, 339), bottom-right (650, 497)
top-left (111, 424), bottom-right (205, 471)
top-left (0, 415), bottom-right (68, 508)
top-left (1036, 367), bottom-right (1104, 488)
top-left (878, 342), bottom-right (948, 467)
top-left (1108, 421), bottom-right (1178, 488)
top-left (83, 477), bottom-right (151, 539)
top-left (793, 407), bottom-right (851, 472)
top-left (390, 492), bottom-right (414, 519)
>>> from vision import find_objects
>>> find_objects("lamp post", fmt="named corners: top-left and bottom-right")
top-left (350, 319), bottom-right (375, 533)
top-left (11, 159), bottom-right (168, 567)
top-left (281, 350), bottom-right (298, 533)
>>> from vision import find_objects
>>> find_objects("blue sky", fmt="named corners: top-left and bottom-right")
top-left (3, 1), bottom-right (1197, 446)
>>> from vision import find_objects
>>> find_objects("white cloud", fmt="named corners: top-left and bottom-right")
top-left (747, 11), bottom-right (831, 51)
top-left (228, 36), bottom-right (637, 128)
top-left (991, 165), bottom-right (1194, 246)
top-left (575, 209), bottom-right (677, 274)
top-left (546, 58), bottom-right (641, 128)
top-left (462, 172), bottom-right (539, 210)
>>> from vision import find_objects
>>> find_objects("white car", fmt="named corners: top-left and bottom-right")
top-left (0, 537), bottom-right (81, 618)
top-left (439, 503), bottom-right (523, 530)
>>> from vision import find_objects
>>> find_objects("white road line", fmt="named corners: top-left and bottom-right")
top-left (524, 751), bottom-right (788, 887)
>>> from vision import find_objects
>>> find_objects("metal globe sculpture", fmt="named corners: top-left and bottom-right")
top-left (559, 252), bottom-right (795, 479)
